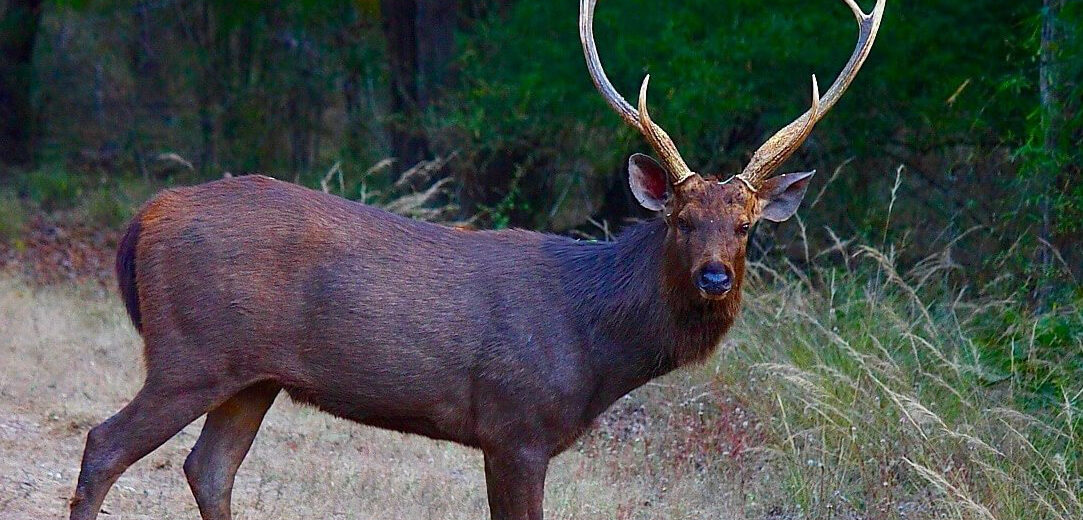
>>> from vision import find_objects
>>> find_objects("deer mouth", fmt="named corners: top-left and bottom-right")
top-left (697, 288), bottom-right (731, 301)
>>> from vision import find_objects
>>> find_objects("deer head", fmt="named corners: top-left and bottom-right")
top-left (580, 0), bottom-right (884, 300)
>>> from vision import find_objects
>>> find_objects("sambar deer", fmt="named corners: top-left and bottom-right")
top-left (70, 1), bottom-right (885, 518)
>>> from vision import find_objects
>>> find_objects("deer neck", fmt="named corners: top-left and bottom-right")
top-left (547, 219), bottom-right (740, 391)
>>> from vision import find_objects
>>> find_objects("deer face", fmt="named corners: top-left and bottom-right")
top-left (581, 0), bottom-right (882, 298)
top-left (629, 154), bottom-right (815, 300)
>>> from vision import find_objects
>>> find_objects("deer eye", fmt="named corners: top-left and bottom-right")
top-left (737, 222), bottom-right (751, 236)
top-left (675, 216), bottom-right (695, 234)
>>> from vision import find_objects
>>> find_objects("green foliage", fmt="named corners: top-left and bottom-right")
top-left (80, 186), bottom-right (131, 228)
top-left (974, 291), bottom-right (1083, 408)
top-left (1014, 2), bottom-right (1083, 235)
top-left (17, 0), bottom-right (1083, 277)
top-left (448, 0), bottom-right (1032, 171)
top-left (0, 191), bottom-right (29, 242)
top-left (479, 165), bottom-right (532, 229)
top-left (14, 165), bottom-right (144, 229)
top-left (433, 0), bottom-right (1079, 263)
top-left (991, 2), bottom-right (1083, 302)
top-left (181, 2), bottom-right (383, 176)
top-left (23, 166), bottom-right (80, 211)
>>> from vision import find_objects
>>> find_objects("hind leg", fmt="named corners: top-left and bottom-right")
top-left (69, 376), bottom-right (244, 520)
top-left (184, 382), bottom-right (279, 520)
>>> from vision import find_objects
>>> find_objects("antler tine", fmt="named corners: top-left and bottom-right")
top-left (638, 76), bottom-right (696, 184)
top-left (579, 0), bottom-right (697, 185)
top-left (739, 0), bottom-right (886, 186)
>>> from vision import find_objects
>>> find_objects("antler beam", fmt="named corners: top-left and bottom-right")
top-left (579, 0), bottom-right (697, 185)
top-left (739, 0), bottom-right (886, 186)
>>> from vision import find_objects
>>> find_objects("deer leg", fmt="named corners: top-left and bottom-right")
top-left (184, 382), bottom-right (279, 520)
top-left (69, 377), bottom-right (241, 520)
top-left (483, 448), bottom-right (549, 520)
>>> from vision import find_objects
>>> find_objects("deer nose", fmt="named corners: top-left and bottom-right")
top-left (695, 264), bottom-right (732, 296)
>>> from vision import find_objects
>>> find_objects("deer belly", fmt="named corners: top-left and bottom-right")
top-left (281, 371), bottom-right (478, 446)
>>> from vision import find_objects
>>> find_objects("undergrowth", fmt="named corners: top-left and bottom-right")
top-left (714, 241), bottom-right (1083, 519)
top-left (0, 191), bottom-right (29, 242)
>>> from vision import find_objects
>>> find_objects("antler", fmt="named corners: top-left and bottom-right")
top-left (738, 0), bottom-right (886, 187)
top-left (579, 0), bottom-right (697, 185)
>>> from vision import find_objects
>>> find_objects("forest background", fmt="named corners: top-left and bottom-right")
top-left (1, 1), bottom-right (1081, 519)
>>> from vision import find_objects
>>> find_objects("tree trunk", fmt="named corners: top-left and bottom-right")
top-left (1036, 0), bottom-right (1064, 308)
top-left (128, 1), bottom-right (164, 178)
top-left (416, 0), bottom-right (456, 108)
top-left (0, 0), bottom-right (45, 170)
top-left (379, 0), bottom-right (458, 174)
top-left (196, 0), bottom-right (221, 176)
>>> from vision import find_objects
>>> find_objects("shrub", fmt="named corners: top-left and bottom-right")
top-left (24, 166), bottom-right (81, 211)
top-left (80, 187), bottom-right (132, 229)
top-left (0, 191), bottom-right (29, 242)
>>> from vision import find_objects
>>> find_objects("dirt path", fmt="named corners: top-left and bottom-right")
top-left (0, 392), bottom-right (496, 520)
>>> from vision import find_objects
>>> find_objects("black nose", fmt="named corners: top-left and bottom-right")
top-left (696, 265), bottom-right (733, 295)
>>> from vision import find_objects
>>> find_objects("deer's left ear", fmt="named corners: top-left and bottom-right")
top-left (757, 170), bottom-right (816, 222)
top-left (628, 153), bottom-right (670, 211)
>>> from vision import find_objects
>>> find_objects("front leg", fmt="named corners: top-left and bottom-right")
top-left (483, 447), bottom-right (549, 520)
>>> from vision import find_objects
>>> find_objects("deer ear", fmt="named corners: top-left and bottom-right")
top-left (758, 170), bottom-right (816, 222)
top-left (628, 153), bottom-right (670, 211)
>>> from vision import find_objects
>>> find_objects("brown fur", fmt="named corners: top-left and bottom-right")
top-left (71, 174), bottom-right (766, 520)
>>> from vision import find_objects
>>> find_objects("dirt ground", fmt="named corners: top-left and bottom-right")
top-left (1, 276), bottom-right (765, 520)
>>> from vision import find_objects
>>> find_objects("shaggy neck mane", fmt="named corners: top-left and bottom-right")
top-left (544, 218), bottom-right (740, 386)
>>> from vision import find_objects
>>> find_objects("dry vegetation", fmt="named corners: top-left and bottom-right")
top-left (724, 247), bottom-right (1083, 520)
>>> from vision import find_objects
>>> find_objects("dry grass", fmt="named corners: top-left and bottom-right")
top-left (725, 244), bottom-right (1083, 520)
top-left (0, 276), bottom-right (759, 520)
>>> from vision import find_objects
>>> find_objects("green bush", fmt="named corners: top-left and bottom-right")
top-left (80, 187), bottom-right (132, 229)
top-left (0, 191), bottom-right (29, 242)
top-left (973, 292), bottom-right (1083, 409)
top-left (24, 166), bottom-right (81, 211)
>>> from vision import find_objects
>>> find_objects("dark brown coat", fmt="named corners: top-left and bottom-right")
top-left (72, 174), bottom-right (762, 520)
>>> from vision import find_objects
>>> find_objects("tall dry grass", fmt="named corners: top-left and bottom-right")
top-left (714, 235), bottom-right (1083, 519)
